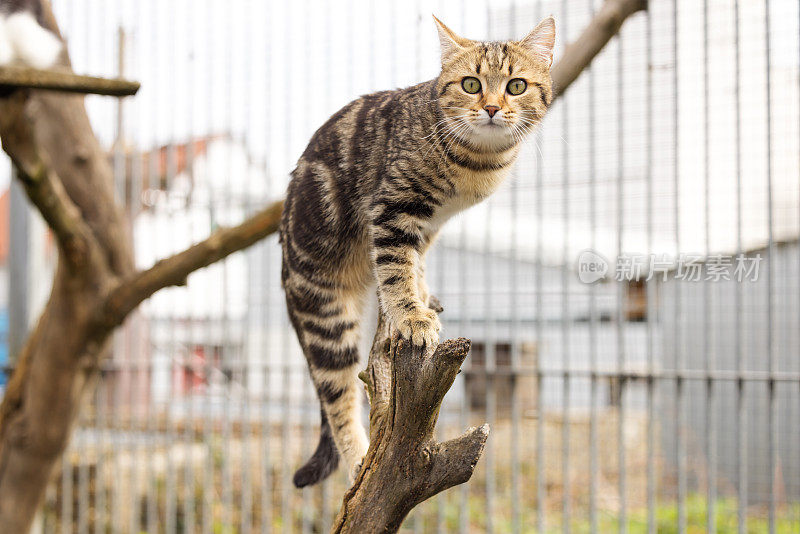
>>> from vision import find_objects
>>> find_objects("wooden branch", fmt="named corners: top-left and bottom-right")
top-left (101, 199), bottom-right (284, 328)
top-left (331, 315), bottom-right (489, 533)
top-left (0, 91), bottom-right (105, 272)
top-left (0, 66), bottom-right (140, 96)
top-left (551, 0), bottom-right (647, 98)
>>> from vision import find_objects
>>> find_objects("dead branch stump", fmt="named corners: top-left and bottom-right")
top-left (331, 315), bottom-right (489, 533)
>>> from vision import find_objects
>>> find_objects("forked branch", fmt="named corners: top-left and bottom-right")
top-left (331, 315), bottom-right (489, 533)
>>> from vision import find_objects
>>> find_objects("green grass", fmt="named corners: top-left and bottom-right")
top-left (402, 493), bottom-right (800, 533)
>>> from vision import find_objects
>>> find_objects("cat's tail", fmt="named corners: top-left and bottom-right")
top-left (292, 408), bottom-right (339, 488)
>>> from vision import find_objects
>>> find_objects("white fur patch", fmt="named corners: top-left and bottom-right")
top-left (0, 17), bottom-right (13, 65)
top-left (0, 12), bottom-right (62, 68)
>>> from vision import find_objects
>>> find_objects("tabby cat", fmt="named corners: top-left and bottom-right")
top-left (280, 15), bottom-right (555, 487)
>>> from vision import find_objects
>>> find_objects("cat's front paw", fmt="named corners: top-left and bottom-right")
top-left (396, 307), bottom-right (441, 347)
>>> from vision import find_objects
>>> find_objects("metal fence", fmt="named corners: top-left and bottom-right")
top-left (6, 0), bottom-right (800, 532)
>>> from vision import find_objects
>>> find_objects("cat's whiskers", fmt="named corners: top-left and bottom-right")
top-left (429, 119), bottom-right (469, 167)
top-left (513, 122), bottom-right (546, 163)
top-left (435, 119), bottom-right (474, 173)
top-left (417, 114), bottom-right (471, 161)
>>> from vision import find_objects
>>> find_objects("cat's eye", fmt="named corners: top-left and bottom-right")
top-left (506, 78), bottom-right (527, 95)
top-left (461, 77), bottom-right (481, 94)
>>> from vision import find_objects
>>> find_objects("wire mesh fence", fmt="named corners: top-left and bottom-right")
top-left (5, 0), bottom-right (799, 532)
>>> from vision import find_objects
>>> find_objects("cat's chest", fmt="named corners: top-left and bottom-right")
top-left (427, 166), bottom-right (513, 231)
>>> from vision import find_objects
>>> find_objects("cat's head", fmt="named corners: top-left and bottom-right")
top-left (433, 15), bottom-right (555, 148)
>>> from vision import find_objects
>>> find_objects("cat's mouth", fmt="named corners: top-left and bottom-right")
top-left (472, 119), bottom-right (512, 133)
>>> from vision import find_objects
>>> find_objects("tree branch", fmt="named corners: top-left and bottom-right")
top-left (100, 199), bottom-right (284, 328)
top-left (551, 0), bottom-right (647, 98)
top-left (0, 91), bottom-right (104, 272)
top-left (331, 317), bottom-right (489, 533)
top-left (0, 66), bottom-right (140, 96)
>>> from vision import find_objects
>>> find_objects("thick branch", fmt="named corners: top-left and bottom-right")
top-left (0, 92), bottom-right (104, 272)
top-left (332, 317), bottom-right (489, 533)
top-left (0, 66), bottom-right (140, 96)
top-left (101, 199), bottom-right (284, 327)
top-left (551, 0), bottom-right (647, 98)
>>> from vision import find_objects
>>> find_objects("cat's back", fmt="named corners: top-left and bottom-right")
top-left (281, 81), bottom-right (436, 279)
top-left (284, 80), bottom-right (435, 234)
top-left (294, 80), bottom-right (434, 182)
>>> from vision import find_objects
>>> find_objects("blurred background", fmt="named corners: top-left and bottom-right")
top-left (1, 0), bottom-right (799, 532)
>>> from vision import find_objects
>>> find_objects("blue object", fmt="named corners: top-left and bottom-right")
top-left (0, 309), bottom-right (8, 386)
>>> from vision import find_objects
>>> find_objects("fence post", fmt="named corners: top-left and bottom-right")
top-left (8, 173), bottom-right (29, 361)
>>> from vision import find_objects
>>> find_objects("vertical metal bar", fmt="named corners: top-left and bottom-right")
top-left (261, 1), bottom-right (274, 531)
top-left (280, 4), bottom-right (296, 529)
top-left (508, 2), bottom-right (522, 531)
top-left (458, 2), bottom-right (470, 528)
top-left (184, 4), bottom-right (199, 531)
top-left (588, 0), bottom-right (599, 530)
top-left (763, 1), bottom-right (776, 531)
top-left (484, 5), bottom-right (497, 530)
top-left (201, 3), bottom-right (215, 531)
top-left (560, 3), bottom-right (571, 532)
top-left (481, 10), bottom-right (497, 534)
top-left (458, 206), bottom-right (469, 534)
top-left (319, 1), bottom-right (332, 527)
top-left (222, 1), bottom-right (236, 525)
top-left (95, 377), bottom-right (107, 534)
top-left (241, 2), bottom-right (255, 531)
top-left (299, 2), bottom-right (314, 532)
top-left (616, 23), bottom-right (627, 534)
top-left (166, 3), bottom-right (180, 531)
top-left (535, 128), bottom-right (545, 534)
top-left (61, 440), bottom-right (71, 534)
top-left (702, 1), bottom-right (717, 532)
top-left (8, 178), bottom-right (29, 362)
top-left (732, 1), bottom-right (747, 531)
top-left (673, 0), bottom-right (686, 531)
top-left (534, 6), bottom-right (546, 533)
top-left (644, 5), bottom-right (656, 533)
top-left (146, 37), bottom-right (162, 531)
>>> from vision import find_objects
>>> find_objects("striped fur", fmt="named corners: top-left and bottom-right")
top-left (281, 16), bottom-right (555, 486)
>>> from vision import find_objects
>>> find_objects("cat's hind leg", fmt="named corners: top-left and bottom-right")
top-left (286, 279), bottom-right (369, 487)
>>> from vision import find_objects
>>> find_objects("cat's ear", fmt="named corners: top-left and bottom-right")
top-left (432, 15), bottom-right (472, 64)
top-left (519, 16), bottom-right (556, 67)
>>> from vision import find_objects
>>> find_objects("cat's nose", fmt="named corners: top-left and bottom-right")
top-left (484, 105), bottom-right (500, 118)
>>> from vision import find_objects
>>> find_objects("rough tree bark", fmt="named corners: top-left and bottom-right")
top-left (0, 0), bottom-right (646, 531)
top-left (331, 316), bottom-right (489, 533)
